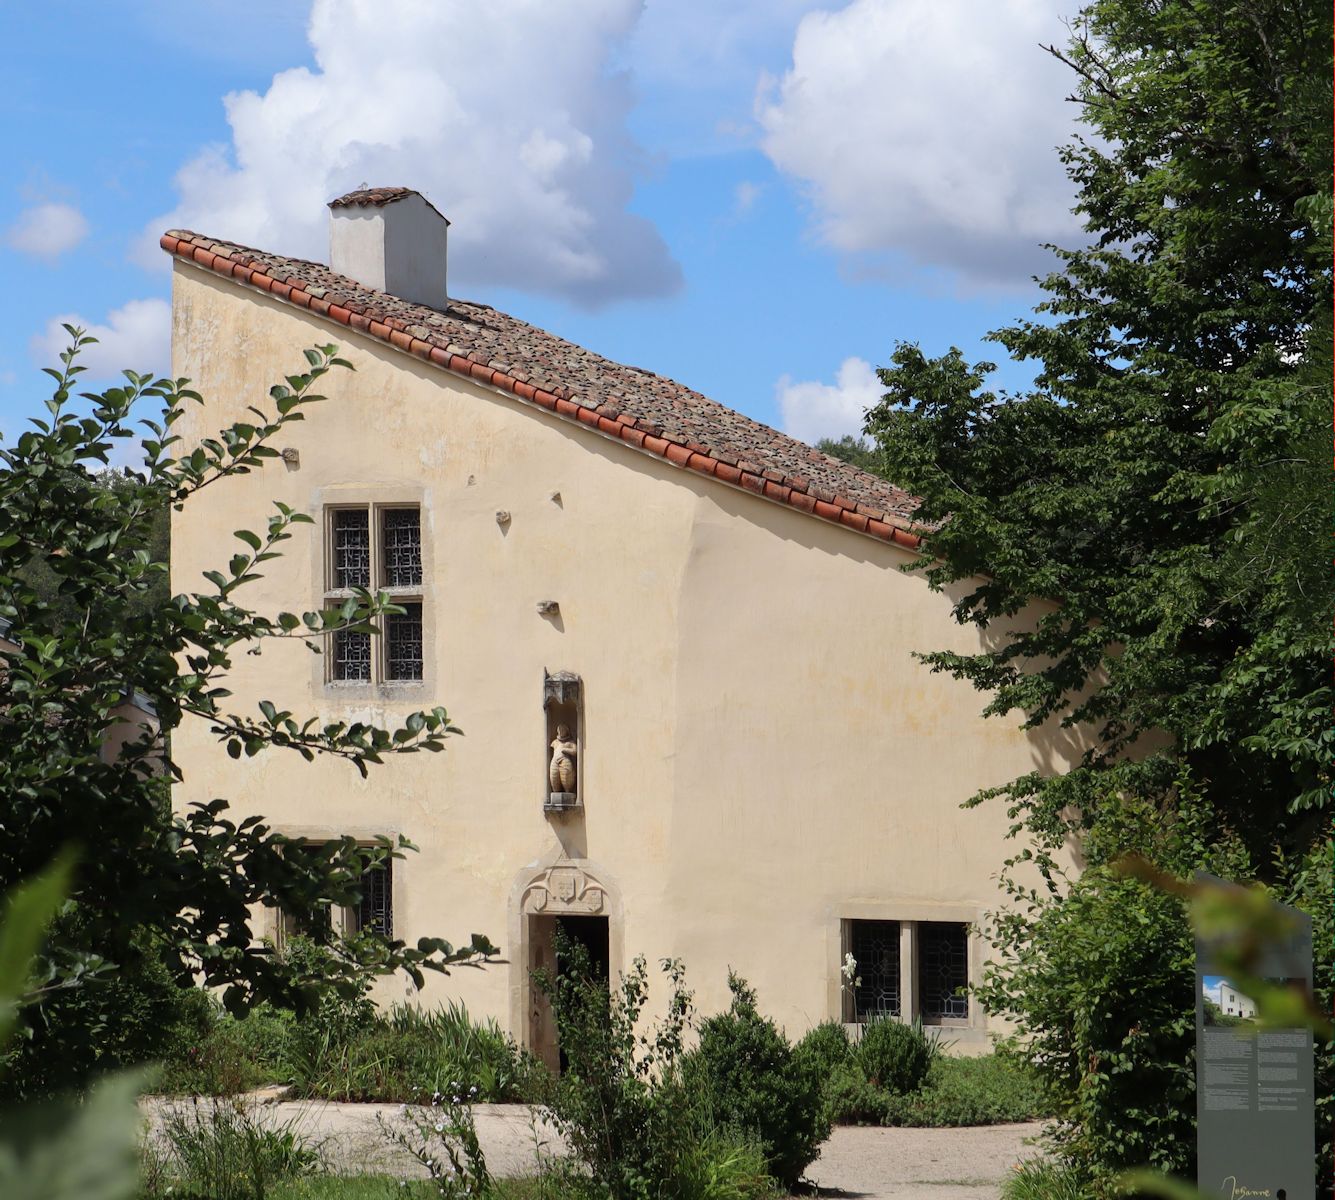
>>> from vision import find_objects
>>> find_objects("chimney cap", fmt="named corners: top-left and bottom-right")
top-left (328, 186), bottom-right (449, 224)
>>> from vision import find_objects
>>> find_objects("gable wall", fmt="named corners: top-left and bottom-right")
top-left (170, 263), bottom-right (1082, 1040)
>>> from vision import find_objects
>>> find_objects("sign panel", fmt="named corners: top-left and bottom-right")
top-left (1195, 876), bottom-right (1315, 1200)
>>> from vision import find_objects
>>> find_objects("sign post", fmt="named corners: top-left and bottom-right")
top-left (1195, 875), bottom-right (1315, 1199)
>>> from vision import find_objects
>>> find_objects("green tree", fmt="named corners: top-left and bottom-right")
top-left (14, 468), bottom-right (170, 625)
top-left (0, 333), bottom-right (493, 1098)
top-left (815, 435), bottom-right (884, 476)
top-left (862, 0), bottom-right (1331, 1187)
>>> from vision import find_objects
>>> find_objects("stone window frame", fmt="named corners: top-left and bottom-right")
top-left (831, 901), bottom-right (989, 1041)
top-left (313, 486), bottom-right (433, 697)
top-left (266, 824), bottom-right (407, 948)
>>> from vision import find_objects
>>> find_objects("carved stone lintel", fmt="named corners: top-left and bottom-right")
top-left (543, 670), bottom-right (581, 709)
top-left (521, 860), bottom-right (605, 914)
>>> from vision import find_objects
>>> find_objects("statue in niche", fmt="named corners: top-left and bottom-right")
top-left (548, 723), bottom-right (578, 796)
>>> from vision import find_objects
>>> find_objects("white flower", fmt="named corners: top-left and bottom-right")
top-left (434, 1122), bottom-right (444, 1133)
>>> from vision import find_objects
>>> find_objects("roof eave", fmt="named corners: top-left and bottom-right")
top-left (161, 232), bottom-right (922, 553)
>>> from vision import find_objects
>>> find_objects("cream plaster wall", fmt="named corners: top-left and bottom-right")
top-left (169, 262), bottom-right (1083, 1047)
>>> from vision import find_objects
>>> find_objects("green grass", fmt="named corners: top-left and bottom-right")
top-left (149, 1172), bottom-right (792, 1200)
top-left (999, 1159), bottom-right (1092, 1200)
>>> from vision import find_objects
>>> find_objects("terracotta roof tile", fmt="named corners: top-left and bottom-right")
top-left (327, 186), bottom-right (420, 208)
top-left (161, 230), bottom-right (922, 549)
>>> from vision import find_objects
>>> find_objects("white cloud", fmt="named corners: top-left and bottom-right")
top-left (732, 180), bottom-right (762, 217)
top-left (139, 0), bottom-right (680, 307)
top-left (5, 202), bottom-right (90, 261)
top-left (777, 356), bottom-right (881, 444)
top-left (30, 299), bottom-right (171, 380)
top-left (757, 0), bottom-right (1081, 286)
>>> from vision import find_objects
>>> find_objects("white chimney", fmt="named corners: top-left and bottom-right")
top-left (327, 187), bottom-right (449, 309)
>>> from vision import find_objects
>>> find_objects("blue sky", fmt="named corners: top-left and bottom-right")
top-left (0, 0), bottom-right (1084, 449)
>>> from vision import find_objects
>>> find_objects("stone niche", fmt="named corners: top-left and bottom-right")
top-left (543, 670), bottom-right (582, 814)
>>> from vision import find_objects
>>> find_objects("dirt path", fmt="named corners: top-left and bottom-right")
top-left (806, 1122), bottom-right (1044, 1199)
top-left (141, 1098), bottom-right (1044, 1200)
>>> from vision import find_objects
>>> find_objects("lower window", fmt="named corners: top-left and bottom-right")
top-left (278, 853), bottom-right (393, 941)
top-left (844, 917), bottom-right (972, 1026)
top-left (849, 919), bottom-right (901, 1021)
top-left (918, 921), bottom-right (969, 1021)
top-left (355, 859), bottom-right (393, 937)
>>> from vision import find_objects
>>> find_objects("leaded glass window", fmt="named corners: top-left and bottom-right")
top-left (332, 628), bottom-right (372, 681)
top-left (357, 861), bottom-right (393, 937)
top-left (919, 922), bottom-right (969, 1021)
top-left (849, 919), bottom-right (900, 1020)
top-left (382, 509), bottom-right (422, 588)
top-left (332, 509), bottom-right (370, 588)
top-left (386, 603), bottom-right (423, 680)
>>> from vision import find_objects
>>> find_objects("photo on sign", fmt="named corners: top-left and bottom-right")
top-left (1201, 976), bottom-right (1310, 1027)
top-left (1202, 976), bottom-right (1258, 1027)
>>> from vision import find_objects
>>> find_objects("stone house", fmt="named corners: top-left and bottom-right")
top-left (165, 188), bottom-right (1082, 1063)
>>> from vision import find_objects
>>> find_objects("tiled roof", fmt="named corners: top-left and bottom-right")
top-left (161, 230), bottom-right (922, 549)
top-left (329, 186), bottom-right (425, 209)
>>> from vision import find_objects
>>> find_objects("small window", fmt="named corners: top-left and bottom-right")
top-left (386, 603), bottom-right (423, 680)
top-left (324, 504), bottom-right (426, 686)
top-left (332, 509), bottom-right (371, 589)
top-left (382, 509), bottom-right (422, 588)
top-left (332, 627), bottom-right (372, 682)
top-left (919, 921), bottom-right (969, 1022)
top-left (356, 860), bottom-right (393, 938)
top-left (276, 851), bottom-right (394, 942)
top-left (848, 919), bottom-right (901, 1021)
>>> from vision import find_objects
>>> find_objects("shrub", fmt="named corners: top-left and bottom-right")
top-left (854, 1016), bottom-right (935, 1094)
top-left (794, 1020), bottom-right (852, 1075)
top-left (2, 921), bottom-right (214, 1101)
top-left (159, 998), bottom-right (291, 1097)
top-left (977, 869), bottom-right (1201, 1183)
top-left (823, 1062), bottom-right (890, 1125)
top-left (681, 974), bottom-right (829, 1188)
top-left (880, 1054), bottom-right (1048, 1126)
top-left (535, 935), bottom-right (700, 1199)
top-left (378, 1092), bottom-right (490, 1199)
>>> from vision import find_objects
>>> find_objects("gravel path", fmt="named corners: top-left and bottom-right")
top-left (141, 1098), bottom-right (1044, 1200)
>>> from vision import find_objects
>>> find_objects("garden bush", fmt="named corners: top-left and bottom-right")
top-left (680, 974), bottom-right (828, 1188)
top-left (821, 1052), bottom-right (1046, 1128)
top-left (794, 1019), bottom-right (853, 1075)
top-left (2, 922), bottom-right (215, 1101)
top-left (822, 1062), bottom-right (890, 1125)
top-left (880, 1053), bottom-right (1048, 1127)
top-left (854, 1015), bottom-right (935, 1094)
top-left (535, 935), bottom-right (702, 1199)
